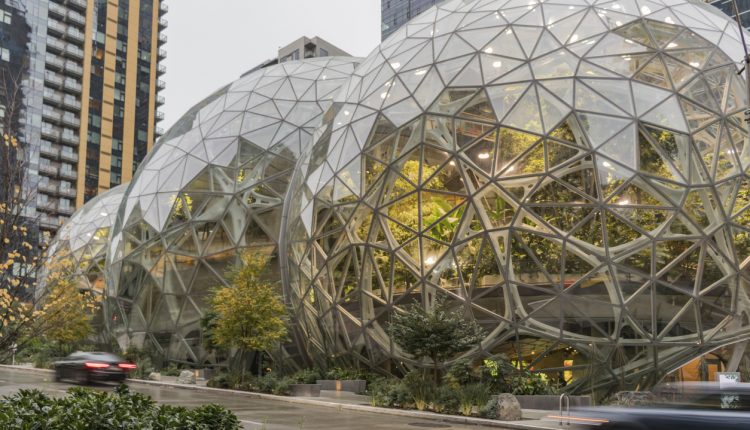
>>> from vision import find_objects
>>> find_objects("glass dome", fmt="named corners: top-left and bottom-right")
top-left (44, 185), bottom-right (128, 338)
top-left (46, 184), bottom-right (127, 294)
top-left (105, 57), bottom-right (361, 364)
top-left (283, 0), bottom-right (750, 393)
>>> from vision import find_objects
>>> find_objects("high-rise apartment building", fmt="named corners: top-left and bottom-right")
top-left (381, 0), bottom-right (438, 40)
top-left (0, 0), bottom-right (167, 233)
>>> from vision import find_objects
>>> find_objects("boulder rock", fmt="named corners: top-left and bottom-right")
top-left (148, 372), bottom-right (162, 381)
top-left (496, 393), bottom-right (522, 421)
top-left (177, 370), bottom-right (196, 384)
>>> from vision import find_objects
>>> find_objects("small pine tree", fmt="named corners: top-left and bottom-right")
top-left (388, 296), bottom-right (485, 384)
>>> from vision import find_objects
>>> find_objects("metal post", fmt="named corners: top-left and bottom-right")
top-left (559, 393), bottom-right (570, 426)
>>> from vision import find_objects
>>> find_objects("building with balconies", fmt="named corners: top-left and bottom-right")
top-left (1, 0), bottom-right (168, 237)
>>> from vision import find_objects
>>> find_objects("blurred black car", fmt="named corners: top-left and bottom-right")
top-left (53, 351), bottom-right (136, 384)
top-left (561, 382), bottom-right (750, 430)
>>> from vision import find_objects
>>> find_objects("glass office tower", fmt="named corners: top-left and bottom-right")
top-left (381, 0), bottom-right (439, 40)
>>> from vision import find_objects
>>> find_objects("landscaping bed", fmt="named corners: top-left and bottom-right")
top-left (0, 384), bottom-right (239, 429)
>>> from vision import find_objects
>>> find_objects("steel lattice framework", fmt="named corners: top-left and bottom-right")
top-left (283, 0), bottom-right (750, 393)
top-left (44, 185), bottom-right (128, 337)
top-left (105, 57), bottom-right (361, 364)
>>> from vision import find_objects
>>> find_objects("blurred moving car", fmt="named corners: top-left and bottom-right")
top-left (557, 382), bottom-right (750, 430)
top-left (54, 351), bottom-right (136, 384)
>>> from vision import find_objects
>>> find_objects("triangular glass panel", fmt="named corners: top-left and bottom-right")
top-left (641, 96), bottom-right (688, 133)
top-left (588, 53), bottom-right (655, 77)
top-left (486, 83), bottom-right (529, 122)
top-left (479, 54), bottom-right (523, 85)
top-left (537, 85), bottom-right (571, 133)
top-left (458, 90), bottom-right (496, 122)
top-left (531, 49), bottom-right (578, 79)
top-left (575, 80), bottom-right (628, 116)
top-left (633, 55), bottom-right (671, 89)
top-left (502, 86), bottom-right (543, 133)
top-left (483, 27), bottom-right (526, 59)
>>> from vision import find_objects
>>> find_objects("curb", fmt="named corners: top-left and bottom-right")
top-left (0, 365), bottom-right (561, 430)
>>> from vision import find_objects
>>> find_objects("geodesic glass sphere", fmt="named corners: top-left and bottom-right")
top-left (105, 57), bottom-right (360, 363)
top-left (284, 0), bottom-right (750, 393)
top-left (44, 185), bottom-right (127, 338)
top-left (46, 184), bottom-right (127, 295)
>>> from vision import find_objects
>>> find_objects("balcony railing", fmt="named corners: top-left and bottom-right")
top-left (156, 111), bottom-right (165, 121)
top-left (45, 71), bottom-right (64, 87)
top-left (39, 214), bottom-right (61, 229)
top-left (59, 169), bottom-right (77, 180)
top-left (157, 79), bottom-right (166, 89)
top-left (45, 54), bottom-right (65, 70)
top-left (66, 27), bottom-right (85, 43)
top-left (48, 2), bottom-right (67, 17)
top-left (46, 37), bottom-right (66, 53)
top-left (66, 0), bottom-right (87, 11)
top-left (159, 2), bottom-right (168, 14)
top-left (57, 204), bottom-right (75, 215)
top-left (43, 89), bottom-right (63, 105)
top-left (41, 124), bottom-right (61, 140)
top-left (42, 107), bottom-right (63, 123)
top-left (47, 19), bottom-right (66, 35)
top-left (40, 144), bottom-right (60, 158)
top-left (157, 64), bottom-right (166, 75)
top-left (38, 182), bottom-right (58, 194)
top-left (156, 95), bottom-right (165, 106)
top-left (60, 150), bottom-right (79, 163)
top-left (39, 164), bottom-right (59, 176)
top-left (61, 130), bottom-right (79, 145)
top-left (64, 60), bottom-right (83, 76)
top-left (63, 95), bottom-right (81, 110)
top-left (67, 11), bottom-right (86, 27)
top-left (37, 200), bottom-right (57, 212)
top-left (159, 18), bottom-right (168, 28)
top-left (159, 33), bottom-right (167, 44)
top-left (158, 48), bottom-right (167, 59)
top-left (62, 114), bottom-right (80, 127)
top-left (64, 44), bottom-right (84, 59)
top-left (63, 78), bottom-right (82, 93)
top-left (59, 187), bottom-right (77, 198)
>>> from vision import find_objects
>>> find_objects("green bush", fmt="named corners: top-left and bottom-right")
top-left (402, 370), bottom-right (436, 411)
top-left (444, 358), bottom-right (477, 387)
top-left (272, 377), bottom-right (294, 395)
top-left (323, 367), bottom-right (376, 382)
top-left (507, 370), bottom-right (558, 396)
top-left (123, 347), bottom-right (160, 379)
top-left (207, 371), bottom-right (239, 389)
top-left (457, 383), bottom-right (489, 416)
top-left (433, 385), bottom-right (459, 414)
top-left (161, 363), bottom-right (183, 377)
top-left (292, 368), bottom-right (321, 384)
top-left (0, 385), bottom-right (240, 429)
top-left (479, 397), bottom-right (498, 419)
top-left (368, 377), bottom-right (411, 408)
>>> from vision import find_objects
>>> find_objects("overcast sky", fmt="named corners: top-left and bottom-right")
top-left (159, 0), bottom-right (382, 130)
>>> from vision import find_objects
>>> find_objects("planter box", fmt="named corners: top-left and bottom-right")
top-left (290, 383), bottom-right (322, 397)
top-left (316, 379), bottom-right (367, 394)
top-left (514, 395), bottom-right (592, 410)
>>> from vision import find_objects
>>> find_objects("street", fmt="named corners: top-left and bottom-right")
top-left (0, 368), bottom-right (508, 430)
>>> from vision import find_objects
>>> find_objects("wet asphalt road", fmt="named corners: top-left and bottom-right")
top-left (0, 367), bottom-right (508, 430)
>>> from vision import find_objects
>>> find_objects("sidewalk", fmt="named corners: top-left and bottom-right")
top-left (0, 364), bottom-right (567, 430)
